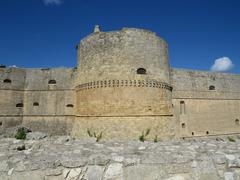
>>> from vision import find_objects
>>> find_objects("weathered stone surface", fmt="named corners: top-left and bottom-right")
top-left (7, 168), bottom-right (14, 176)
top-left (0, 136), bottom-right (240, 179)
top-left (124, 165), bottom-right (168, 179)
top-left (66, 168), bottom-right (82, 180)
top-left (226, 154), bottom-right (240, 168)
top-left (84, 165), bottom-right (105, 180)
top-left (26, 132), bottom-right (47, 140)
top-left (15, 162), bottom-right (27, 172)
top-left (61, 157), bottom-right (87, 168)
top-left (104, 163), bottom-right (123, 179)
top-left (0, 160), bottom-right (9, 172)
top-left (165, 175), bottom-right (185, 180)
top-left (62, 168), bottom-right (70, 178)
top-left (224, 172), bottom-right (236, 180)
top-left (45, 167), bottom-right (63, 176)
top-left (10, 142), bottom-right (26, 151)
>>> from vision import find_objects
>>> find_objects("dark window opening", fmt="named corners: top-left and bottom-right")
top-left (33, 102), bottom-right (39, 106)
top-left (3, 79), bottom-right (11, 83)
top-left (0, 121), bottom-right (2, 126)
top-left (137, 68), bottom-right (147, 75)
top-left (180, 101), bottom-right (186, 114)
top-left (206, 131), bottom-right (209, 135)
top-left (209, 85), bottom-right (215, 90)
top-left (16, 103), bottom-right (23, 107)
top-left (192, 132), bottom-right (194, 136)
top-left (181, 123), bottom-right (186, 128)
top-left (148, 106), bottom-right (152, 111)
top-left (41, 68), bottom-right (50, 71)
top-left (235, 119), bottom-right (239, 125)
top-left (48, 80), bottom-right (56, 84)
top-left (66, 104), bottom-right (74, 108)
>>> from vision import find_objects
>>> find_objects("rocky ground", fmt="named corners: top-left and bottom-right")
top-left (0, 132), bottom-right (240, 180)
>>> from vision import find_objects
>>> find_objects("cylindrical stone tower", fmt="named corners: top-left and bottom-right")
top-left (73, 27), bottom-right (174, 139)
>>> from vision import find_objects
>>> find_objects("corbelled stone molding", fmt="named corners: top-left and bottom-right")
top-left (76, 80), bottom-right (173, 91)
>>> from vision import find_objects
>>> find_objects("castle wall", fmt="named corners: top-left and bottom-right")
top-left (23, 68), bottom-right (76, 116)
top-left (77, 28), bottom-right (170, 83)
top-left (1, 27), bottom-right (239, 140)
top-left (76, 28), bottom-right (172, 117)
top-left (76, 84), bottom-right (172, 116)
top-left (0, 68), bottom-right (26, 129)
top-left (22, 68), bottom-right (76, 135)
top-left (73, 28), bottom-right (174, 139)
top-left (171, 68), bottom-right (240, 138)
top-left (0, 67), bottom-right (77, 135)
top-left (72, 116), bottom-right (175, 140)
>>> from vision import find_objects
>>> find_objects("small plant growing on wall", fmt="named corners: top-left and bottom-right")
top-left (154, 135), bottom-right (158, 143)
top-left (15, 127), bottom-right (27, 140)
top-left (227, 136), bottom-right (236, 142)
top-left (139, 128), bottom-right (150, 142)
top-left (87, 128), bottom-right (103, 142)
top-left (87, 128), bottom-right (93, 137)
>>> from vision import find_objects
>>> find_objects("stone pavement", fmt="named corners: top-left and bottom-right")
top-left (0, 135), bottom-right (240, 180)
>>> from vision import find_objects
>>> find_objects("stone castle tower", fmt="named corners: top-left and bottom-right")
top-left (73, 27), bottom-right (175, 139)
top-left (76, 28), bottom-right (172, 116)
top-left (0, 26), bottom-right (239, 140)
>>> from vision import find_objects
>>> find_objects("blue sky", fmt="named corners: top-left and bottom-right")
top-left (0, 0), bottom-right (239, 73)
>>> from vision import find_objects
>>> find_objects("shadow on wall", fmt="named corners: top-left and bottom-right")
top-left (22, 118), bottom-right (72, 135)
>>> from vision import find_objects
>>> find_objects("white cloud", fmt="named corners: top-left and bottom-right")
top-left (42, 0), bottom-right (64, 6)
top-left (211, 57), bottom-right (234, 72)
top-left (9, 65), bottom-right (17, 68)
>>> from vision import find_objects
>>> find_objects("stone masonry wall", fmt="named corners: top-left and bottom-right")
top-left (0, 67), bottom-right (76, 135)
top-left (73, 28), bottom-right (174, 139)
top-left (76, 28), bottom-right (172, 117)
top-left (0, 68), bottom-right (26, 130)
top-left (171, 68), bottom-right (240, 138)
top-left (1, 27), bottom-right (240, 139)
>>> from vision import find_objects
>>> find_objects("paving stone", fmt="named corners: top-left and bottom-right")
top-left (0, 136), bottom-right (240, 179)
top-left (104, 163), bottom-right (123, 179)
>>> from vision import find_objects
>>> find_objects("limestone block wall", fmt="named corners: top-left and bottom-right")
top-left (76, 28), bottom-right (172, 117)
top-left (171, 68), bottom-right (240, 138)
top-left (0, 67), bottom-right (26, 129)
top-left (0, 67), bottom-right (77, 135)
top-left (73, 28), bottom-right (175, 139)
top-left (76, 82), bottom-right (172, 116)
top-left (22, 68), bottom-right (76, 134)
top-left (72, 116), bottom-right (176, 140)
top-left (1, 27), bottom-right (240, 139)
top-left (23, 68), bottom-right (76, 116)
top-left (77, 28), bottom-right (170, 83)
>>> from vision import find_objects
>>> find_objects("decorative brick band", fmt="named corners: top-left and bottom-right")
top-left (76, 80), bottom-right (172, 91)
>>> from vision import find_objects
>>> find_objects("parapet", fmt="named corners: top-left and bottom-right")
top-left (171, 68), bottom-right (240, 99)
